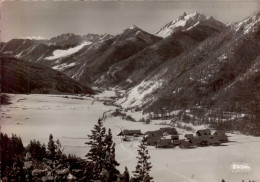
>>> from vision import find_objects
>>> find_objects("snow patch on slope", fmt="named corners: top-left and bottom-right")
top-left (45, 41), bottom-right (92, 60)
top-left (218, 54), bottom-right (228, 62)
top-left (117, 80), bottom-right (164, 108)
top-left (52, 62), bottom-right (77, 71)
top-left (20, 36), bottom-right (46, 40)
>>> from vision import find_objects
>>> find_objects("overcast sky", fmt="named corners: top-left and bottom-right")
top-left (0, 1), bottom-right (259, 42)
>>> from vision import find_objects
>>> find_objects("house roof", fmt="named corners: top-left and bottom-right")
top-left (123, 130), bottom-right (141, 134)
top-left (118, 129), bottom-right (142, 136)
top-left (145, 130), bottom-right (161, 135)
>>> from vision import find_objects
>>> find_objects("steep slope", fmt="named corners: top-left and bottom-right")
top-left (0, 55), bottom-right (94, 94)
top-left (156, 12), bottom-right (226, 38)
top-left (118, 12), bottom-right (260, 119)
top-left (97, 12), bottom-right (226, 88)
top-left (0, 42), bottom-right (6, 50)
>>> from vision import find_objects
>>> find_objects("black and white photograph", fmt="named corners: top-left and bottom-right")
top-left (0, 0), bottom-right (260, 181)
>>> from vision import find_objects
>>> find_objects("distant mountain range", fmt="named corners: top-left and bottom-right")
top-left (1, 11), bottom-right (260, 133)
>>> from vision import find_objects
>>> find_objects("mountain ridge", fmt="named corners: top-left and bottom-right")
top-left (1, 55), bottom-right (94, 94)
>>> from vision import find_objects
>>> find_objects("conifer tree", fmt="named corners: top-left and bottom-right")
top-left (27, 140), bottom-right (47, 160)
top-left (123, 167), bottom-right (130, 182)
top-left (55, 139), bottom-right (63, 157)
top-left (86, 119), bottom-right (120, 181)
top-left (85, 118), bottom-right (107, 180)
top-left (133, 137), bottom-right (153, 182)
top-left (104, 129), bottom-right (120, 181)
top-left (48, 134), bottom-right (56, 160)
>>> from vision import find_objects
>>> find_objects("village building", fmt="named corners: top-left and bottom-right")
top-left (156, 139), bottom-right (175, 148)
top-left (171, 135), bottom-right (179, 140)
top-left (199, 135), bottom-right (213, 146)
top-left (213, 130), bottom-right (228, 142)
top-left (184, 134), bottom-right (194, 140)
top-left (196, 129), bottom-right (211, 136)
top-left (117, 130), bottom-right (142, 136)
top-left (189, 135), bottom-right (215, 146)
top-left (145, 127), bottom-right (178, 146)
top-left (159, 127), bottom-right (178, 135)
top-left (145, 130), bottom-right (162, 146)
top-left (179, 141), bottom-right (194, 149)
top-left (173, 139), bottom-right (185, 146)
top-left (189, 136), bottom-right (203, 146)
top-left (207, 138), bottom-right (221, 146)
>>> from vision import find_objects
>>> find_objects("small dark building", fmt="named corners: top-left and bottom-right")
top-left (173, 139), bottom-right (185, 146)
top-left (213, 130), bottom-right (228, 142)
top-left (189, 135), bottom-right (215, 146)
top-left (156, 139), bottom-right (175, 148)
top-left (179, 141), bottom-right (194, 149)
top-left (189, 136), bottom-right (203, 146)
top-left (171, 135), bottom-right (179, 140)
top-left (200, 135), bottom-right (213, 146)
top-left (196, 129), bottom-right (211, 136)
top-left (145, 130), bottom-right (163, 138)
top-left (118, 130), bottom-right (142, 136)
top-left (145, 130), bottom-right (162, 146)
top-left (159, 127), bottom-right (178, 135)
top-left (213, 130), bottom-right (225, 136)
top-left (145, 130), bottom-right (161, 136)
top-left (207, 138), bottom-right (221, 146)
top-left (185, 134), bottom-right (194, 140)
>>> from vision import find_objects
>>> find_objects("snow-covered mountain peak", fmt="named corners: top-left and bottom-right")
top-left (111, 25), bottom-right (161, 46)
top-left (232, 11), bottom-right (260, 34)
top-left (130, 25), bottom-right (138, 30)
top-left (156, 12), bottom-right (225, 38)
top-left (123, 25), bottom-right (142, 33)
top-left (117, 25), bottom-right (149, 41)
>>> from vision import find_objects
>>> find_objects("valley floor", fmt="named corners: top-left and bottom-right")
top-left (1, 93), bottom-right (260, 182)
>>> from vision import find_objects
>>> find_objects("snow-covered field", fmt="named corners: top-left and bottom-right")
top-left (1, 94), bottom-right (260, 182)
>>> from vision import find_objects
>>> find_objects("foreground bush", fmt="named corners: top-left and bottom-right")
top-left (0, 94), bottom-right (11, 105)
